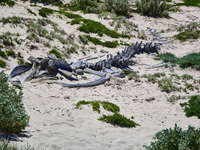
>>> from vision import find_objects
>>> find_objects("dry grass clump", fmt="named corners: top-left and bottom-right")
top-left (136, 0), bottom-right (169, 17)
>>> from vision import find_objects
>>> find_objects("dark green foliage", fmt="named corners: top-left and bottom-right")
top-left (0, 0), bottom-right (15, 7)
top-left (77, 19), bottom-right (129, 38)
top-left (98, 113), bottom-right (139, 128)
top-left (49, 49), bottom-right (62, 58)
top-left (27, 8), bottom-right (37, 16)
top-left (175, 30), bottom-right (200, 41)
top-left (158, 53), bottom-right (200, 70)
top-left (157, 53), bottom-right (178, 63)
top-left (105, 0), bottom-right (129, 16)
top-left (144, 124), bottom-right (200, 150)
top-left (180, 95), bottom-right (200, 118)
top-left (0, 60), bottom-right (6, 68)
top-left (6, 49), bottom-right (16, 58)
top-left (183, 0), bottom-right (200, 6)
top-left (76, 100), bottom-right (100, 113)
top-left (39, 8), bottom-right (54, 17)
top-left (136, 0), bottom-right (169, 17)
top-left (0, 72), bottom-right (29, 133)
top-left (0, 50), bottom-right (8, 59)
top-left (101, 101), bottom-right (120, 113)
top-left (86, 35), bottom-right (118, 48)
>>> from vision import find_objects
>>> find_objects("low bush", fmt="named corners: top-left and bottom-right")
top-left (49, 49), bottom-right (62, 58)
top-left (39, 8), bottom-right (54, 17)
top-left (0, 60), bottom-right (6, 68)
top-left (157, 52), bottom-right (200, 70)
top-left (144, 124), bottom-right (200, 150)
top-left (0, 0), bottom-right (15, 7)
top-left (136, 0), bottom-right (169, 17)
top-left (180, 95), bottom-right (200, 118)
top-left (105, 0), bottom-right (129, 16)
top-left (98, 113), bottom-right (139, 128)
top-left (0, 72), bottom-right (29, 133)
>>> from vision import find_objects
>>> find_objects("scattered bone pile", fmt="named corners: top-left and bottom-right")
top-left (9, 42), bottom-right (160, 88)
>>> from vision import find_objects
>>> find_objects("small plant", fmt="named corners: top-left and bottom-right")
top-left (181, 74), bottom-right (193, 80)
top-left (175, 30), bottom-right (200, 41)
top-left (18, 58), bottom-right (25, 65)
top-left (98, 113), bottom-right (139, 128)
top-left (79, 35), bottom-right (88, 44)
top-left (0, 0), bottom-right (15, 7)
top-left (6, 49), bottom-right (16, 58)
top-left (0, 16), bottom-right (24, 26)
top-left (143, 72), bottom-right (165, 83)
top-left (0, 72), bottom-right (29, 133)
top-left (144, 124), bottom-right (200, 150)
top-left (0, 60), bottom-right (6, 68)
top-left (76, 100), bottom-right (101, 113)
top-left (167, 95), bottom-right (183, 103)
top-left (27, 8), bottom-right (37, 16)
top-left (0, 32), bottom-right (14, 47)
top-left (0, 50), bottom-right (8, 59)
top-left (49, 49), bottom-right (62, 58)
top-left (105, 0), bottom-right (129, 16)
top-left (124, 70), bottom-right (141, 81)
top-left (136, 0), bottom-right (169, 17)
top-left (39, 8), bottom-right (54, 17)
top-left (158, 77), bottom-right (177, 93)
top-left (101, 101), bottom-right (120, 113)
top-left (180, 95), bottom-right (200, 118)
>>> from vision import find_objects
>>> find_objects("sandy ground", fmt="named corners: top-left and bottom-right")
top-left (0, 0), bottom-right (200, 150)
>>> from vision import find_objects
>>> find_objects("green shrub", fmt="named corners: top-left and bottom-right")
top-left (175, 30), bottom-right (200, 41)
top-left (0, 72), bottom-right (29, 133)
top-left (157, 52), bottom-right (200, 70)
top-left (49, 49), bottom-right (62, 58)
top-left (144, 124), bottom-right (200, 150)
top-left (105, 0), bottom-right (129, 16)
top-left (98, 113), bottom-right (139, 128)
top-left (0, 0), bottom-right (15, 7)
top-left (6, 49), bottom-right (16, 58)
top-left (70, 0), bottom-right (103, 13)
top-left (0, 32), bottom-right (14, 47)
top-left (39, 8), bottom-right (54, 17)
top-left (176, 0), bottom-right (200, 7)
top-left (76, 100), bottom-right (100, 113)
top-left (136, 0), bottom-right (169, 17)
top-left (0, 16), bottom-right (23, 26)
top-left (101, 101), bottom-right (120, 113)
top-left (0, 50), bottom-right (8, 59)
top-left (158, 77), bottom-right (177, 93)
top-left (180, 95), bottom-right (200, 118)
top-left (0, 60), bottom-right (6, 68)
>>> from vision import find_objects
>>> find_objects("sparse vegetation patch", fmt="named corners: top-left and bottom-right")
top-left (0, 60), bottom-right (6, 68)
top-left (0, 0), bottom-right (15, 7)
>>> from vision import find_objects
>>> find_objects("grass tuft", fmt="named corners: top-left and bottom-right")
top-left (101, 101), bottom-right (120, 113)
top-left (49, 49), bottom-right (62, 58)
top-left (0, 60), bottom-right (6, 68)
top-left (39, 7), bottom-right (54, 17)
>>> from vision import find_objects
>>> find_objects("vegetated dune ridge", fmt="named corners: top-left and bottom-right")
top-left (0, 0), bottom-right (200, 149)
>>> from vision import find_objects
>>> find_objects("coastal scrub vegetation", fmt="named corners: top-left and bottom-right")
top-left (136, 0), bottom-right (169, 17)
top-left (180, 95), bottom-right (200, 118)
top-left (144, 124), bottom-right (200, 150)
top-left (0, 0), bottom-right (15, 7)
top-left (0, 141), bottom-right (34, 150)
top-left (157, 52), bottom-right (200, 70)
top-left (0, 60), bottom-right (6, 68)
top-left (69, 0), bottom-right (129, 16)
top-left (98, 113), bottom-right (139, 128)
top-left (76, 100), bottom-right (138, 127)
top-left (0, 72), bottom-right (29, 134)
